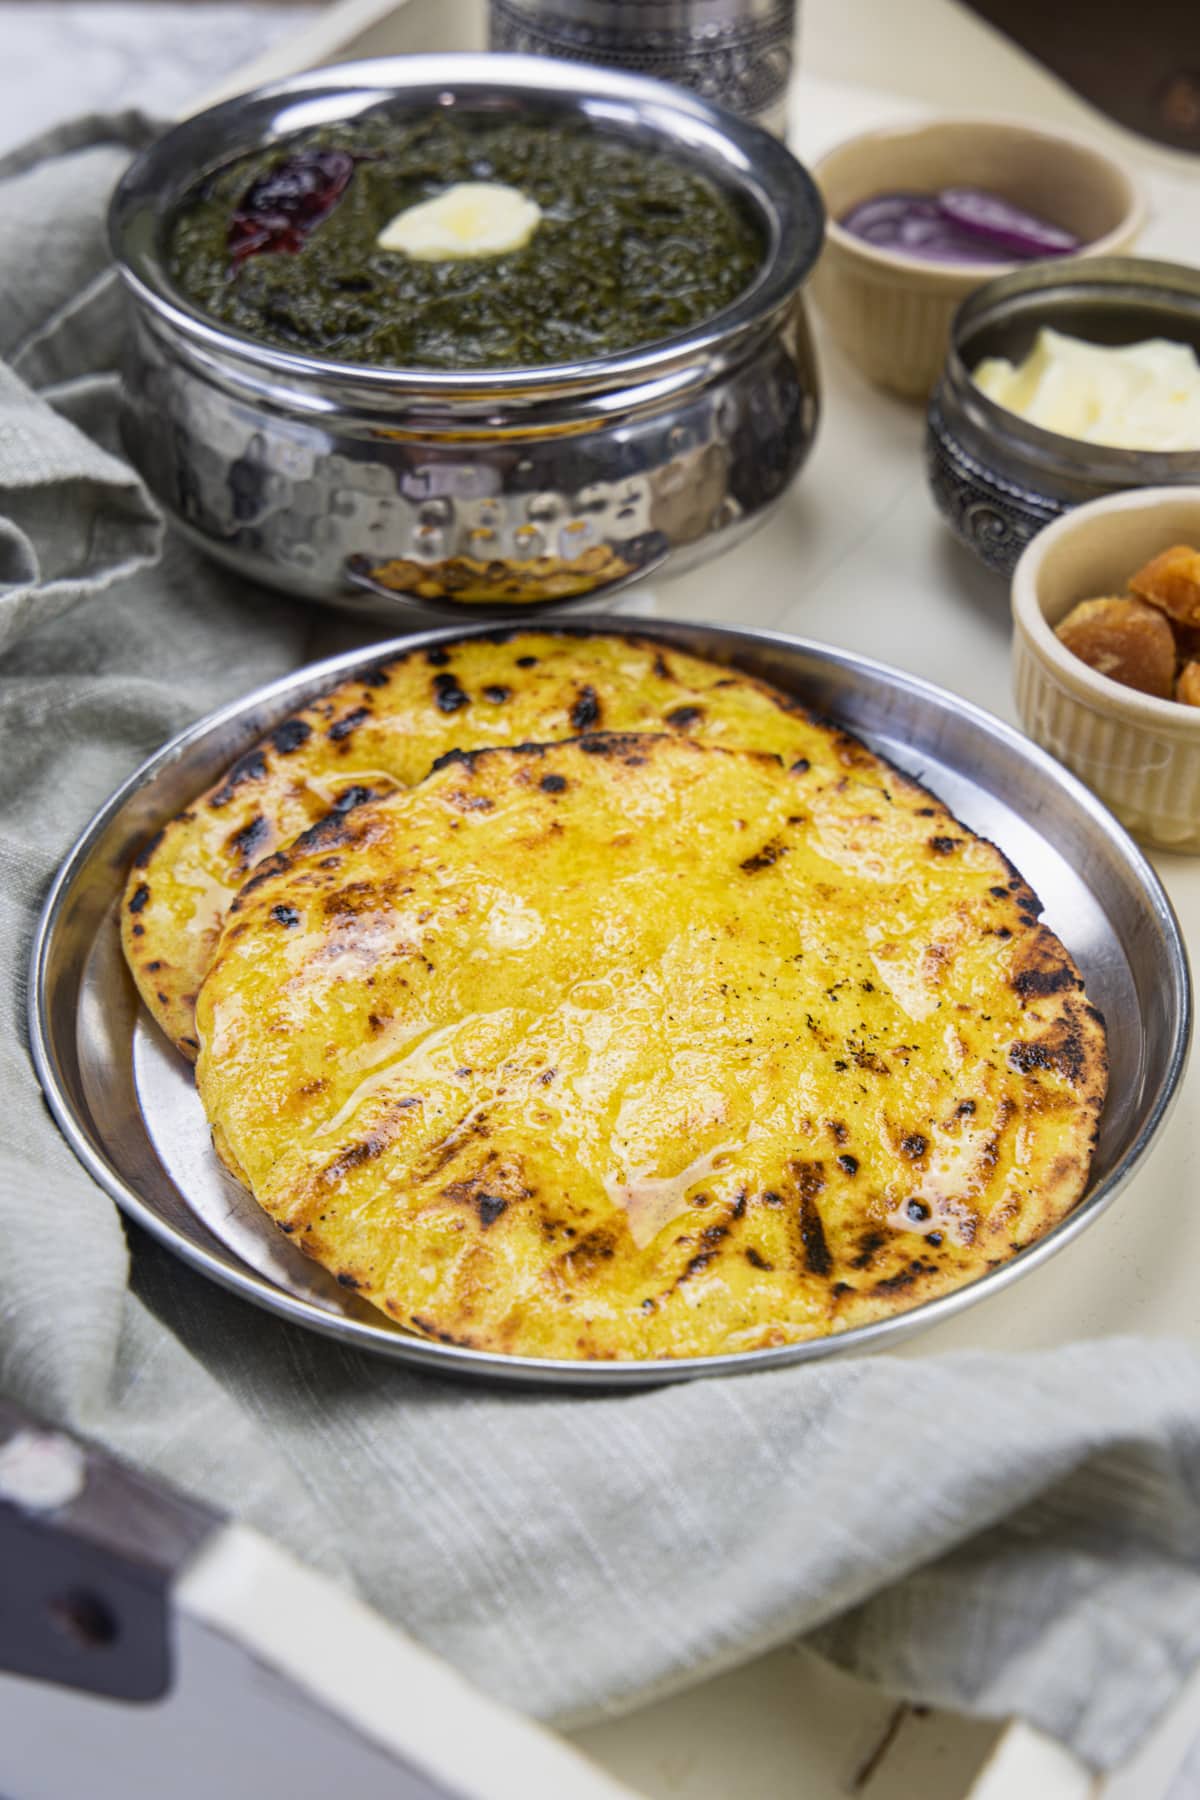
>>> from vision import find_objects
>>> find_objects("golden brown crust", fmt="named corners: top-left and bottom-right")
top-left (195, 732), bottom-right (1106, 1362)
top-left (1054, 596), bottom-right (1176, 699)
top-left (1177, 660), bottom-right (1200, 708)
top-left (1129, 544), bottom-right (1200, 628)
top-left (358, 544), bottom-right (638, 603)
top-left (121, 632), bottom-right (855, 1059)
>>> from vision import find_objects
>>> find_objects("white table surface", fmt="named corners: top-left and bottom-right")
top-left (3, 2), bottom-right (1198, 1795)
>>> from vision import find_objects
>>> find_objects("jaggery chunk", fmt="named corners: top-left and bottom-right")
top-left (1128, 544), bottom-right (1200, 627)
top-left (1171, 619), bottom-right (1200, 663)
top-left (1054, 596), bottom-right (1176, 699)
top-left (1177, 661), bottom-right (1200, 707)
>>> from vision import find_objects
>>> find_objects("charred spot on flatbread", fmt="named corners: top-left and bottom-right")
top-left (195, 731), bottom-right (1105, 1361)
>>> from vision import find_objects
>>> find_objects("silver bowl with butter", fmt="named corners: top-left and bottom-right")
top-left (108, 55), bottom-right (824, 618)
top-left (926, 257), bottom-right (1200, 577)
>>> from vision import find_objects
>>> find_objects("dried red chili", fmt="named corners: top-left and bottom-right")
top-left (228, 149), bottom-right (357, 269)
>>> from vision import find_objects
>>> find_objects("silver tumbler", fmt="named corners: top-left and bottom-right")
top-left (488, 0), bottom-right (797, 135)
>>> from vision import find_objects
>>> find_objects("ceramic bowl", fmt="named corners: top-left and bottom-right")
top-left (927, 257), bottom-right (1200, 577)
top-left (1012, 485), bottom-right (1200, 852)
top-left (810, 115), bottom-right (1143, 401)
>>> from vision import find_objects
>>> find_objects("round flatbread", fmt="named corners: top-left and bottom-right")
top-left (122, 632), bottom-right (850, 1059)
top-left (195, 732), bottom-right (1106, 1361)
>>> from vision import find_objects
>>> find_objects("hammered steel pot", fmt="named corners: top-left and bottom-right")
top-left (488, 0), bottom-right (797, 135)
top-left (110, 55), bottom-right (824, 620)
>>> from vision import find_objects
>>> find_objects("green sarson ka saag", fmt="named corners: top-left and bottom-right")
top-left (167, 113), bottom-right (765, 372)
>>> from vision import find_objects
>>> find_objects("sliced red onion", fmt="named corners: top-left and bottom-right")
top-left (839, 192), bottom-right (943, 246)
top-left (937, 187), bottom-right (1080, 258)
top-left (839, 185), bottom-right (1080, 265)
top-left (890, 221), bottom-right (1008, 263)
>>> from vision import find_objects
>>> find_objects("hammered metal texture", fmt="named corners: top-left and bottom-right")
top-left (120, 302), bottom-right (819, 616)
top-left (488, 0), bottom-right (795, 131)
top-left (111, 57), bottom-right (826, 619)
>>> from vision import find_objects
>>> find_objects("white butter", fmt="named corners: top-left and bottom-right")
top-left (973, 327), bottom-right (1200, 451)
top-left (376, 181), bottom-right (542, 261)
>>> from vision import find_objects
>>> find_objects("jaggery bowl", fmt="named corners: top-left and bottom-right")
top-left (1012, 485), bottom-right (1200, 851)
top-left (108, 54), bottom-right (825, 618)
top-left (811, 116), bottom-right (1143, 402)
top-left (927, 258), bottom-right (1200, 578)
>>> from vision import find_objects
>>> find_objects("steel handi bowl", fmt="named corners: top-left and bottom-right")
top-left (109, 54), bottom-right (825, 619)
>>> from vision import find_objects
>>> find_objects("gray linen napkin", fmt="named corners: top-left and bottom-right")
top-left (4, 117), bottom-right (1200, 1776)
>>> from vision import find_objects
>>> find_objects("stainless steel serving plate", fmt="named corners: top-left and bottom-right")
top-left (109, 55), bottom-right (823, 618)
top-left (30, 620), bottom-right (1190, 1387)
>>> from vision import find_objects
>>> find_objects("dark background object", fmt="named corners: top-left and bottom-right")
top-left (962, 0), bottom-right (1200, 154)
top-left (0, 1399), bottom-right (215, 1704)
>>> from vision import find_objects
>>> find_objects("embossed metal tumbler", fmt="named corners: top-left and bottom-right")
top-left (488, 0), bottom-right (797, 134)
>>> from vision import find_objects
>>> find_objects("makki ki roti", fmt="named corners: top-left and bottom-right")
top-left (194, 731), bottom-right (1107, 1362)
top-left (122, 632), bottom-right (860, 1060)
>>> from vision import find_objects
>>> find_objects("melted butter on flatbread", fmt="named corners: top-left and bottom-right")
top-left (194, 730), bottom-right (1107, 1361)
top-left (122, 632), bottom-right (846, 1060)
top-left (605, 1144), bottom-right (740, 1251)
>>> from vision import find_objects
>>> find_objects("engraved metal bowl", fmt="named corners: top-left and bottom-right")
top-left (926, 256), bottom-right (1200, 578)
top-left (488, 0), bottom-right (796, 136)
top-left (109, 54), bottom-right (824, 620)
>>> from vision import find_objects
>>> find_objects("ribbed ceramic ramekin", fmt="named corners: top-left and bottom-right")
top-left (1012, 487), bottom-right (1200, 853)
top-left (811, 116), bottom-right (1143, 401)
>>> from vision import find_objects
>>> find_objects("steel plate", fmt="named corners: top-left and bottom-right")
top-left (29, 618), bottom-right (1192, 1387)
